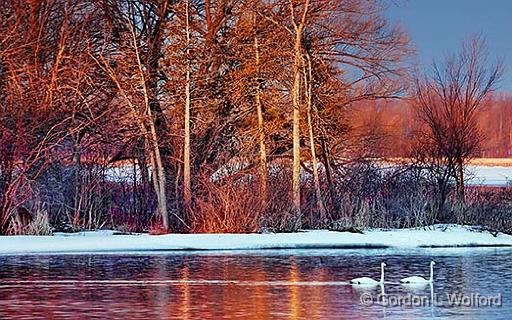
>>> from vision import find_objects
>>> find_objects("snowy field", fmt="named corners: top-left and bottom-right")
top-left (467, 165), bottom-right (512, 186)
top-left (0, 225), bottom-right (511, 254)
top-left (105, 164), bottom-right (512, 186)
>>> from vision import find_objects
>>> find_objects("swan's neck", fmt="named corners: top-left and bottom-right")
top-left (430, 283), bottom-right (435, 306)
top-left (429, 263), bottom-right (434, 282)
top-left (380, 265), bottom-right (385, 283)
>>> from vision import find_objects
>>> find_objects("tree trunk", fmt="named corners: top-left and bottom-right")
top-left (183, 0), bottom-right (192, 208)
top-left (456, 159), bottom-right (465, 203)
top-left (292, 32), bottom-right (302, 225)
top-left (147, 123), bottom-right (169, 230)
top-left (253, 12), bottom-right (268, 208)
top-left (320, 136), bottom-right (337, 215)
top-left (92, 24), bottom-right (169, 230)
top-left (130, 24), bottom-right (169, 231)
top-left (289, 0), bottom-right (310, 228)
top-left (72, 134), bottom-right (82, 221)
top-left (304, 53), bottom-right (325, 220)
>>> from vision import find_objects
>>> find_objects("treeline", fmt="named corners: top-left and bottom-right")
top-left (352, 94), bottom-right (512, 159)
top-left (0, 0), bottom-right (509, 235)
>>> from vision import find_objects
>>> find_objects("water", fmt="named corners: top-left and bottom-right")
top-left (0, 248), bottom-right (510, 319)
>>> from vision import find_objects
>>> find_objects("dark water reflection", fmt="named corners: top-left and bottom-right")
top-left (0, 248), bottom-right (511, 319)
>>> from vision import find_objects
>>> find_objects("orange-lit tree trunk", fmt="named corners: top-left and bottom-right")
top-left (289, 0), bottom-right (310, 228)
top-left (132, 26), bottom-right (169, 231)
top-left (253, 11), bottom-right (268, 208)
top-left (94, 22), bottom-right (169, 231)
top-left (304, 52), bottom-right (325, 220)
top-left (183, 0), bottom-right (192, 208)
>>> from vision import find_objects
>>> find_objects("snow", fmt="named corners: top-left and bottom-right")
top-left (0, 225), bottom-right (511, 254)
top-left (107, 160), bottom-right (512, 186)
top-left (467, 165), bottom-right (512, 186)
top-left (105, 165), bottom-right (142, 183)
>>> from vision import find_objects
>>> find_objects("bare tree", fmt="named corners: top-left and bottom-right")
top-left (93, 21), bottom-right (170, 230)
top-left (414, 36), bottom-right (504, 203)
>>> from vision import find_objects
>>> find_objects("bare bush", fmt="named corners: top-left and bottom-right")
top-left (192, 176), bottom-right (262, 233)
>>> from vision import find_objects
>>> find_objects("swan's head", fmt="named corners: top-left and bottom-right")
top-left (381, 262), bottom-right (387, 268)
top-left (431, 261), bottom-right (436, 266)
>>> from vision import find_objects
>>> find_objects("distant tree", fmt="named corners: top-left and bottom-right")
top-left (413, 36), bottom-right (504, 204)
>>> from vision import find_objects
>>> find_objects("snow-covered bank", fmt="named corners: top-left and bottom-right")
top-left (0, 225), bottom-right (511, 254)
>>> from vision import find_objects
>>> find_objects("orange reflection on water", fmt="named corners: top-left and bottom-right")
top-left (289, 258), bottom-right (300, 320)
top-left (1, 252), bottom-right (508, 319)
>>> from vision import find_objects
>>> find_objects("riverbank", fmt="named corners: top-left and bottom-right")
top-left (1, 225), bottom-right (511, 254)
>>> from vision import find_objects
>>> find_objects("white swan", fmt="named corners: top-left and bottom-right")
top-left (400, 261), bottom-right (436, 284)
top-left (350, 262), bottom-right (386, 285)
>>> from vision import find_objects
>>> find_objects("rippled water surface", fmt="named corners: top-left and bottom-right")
top-left (0, 248), bottom-right (511, 319)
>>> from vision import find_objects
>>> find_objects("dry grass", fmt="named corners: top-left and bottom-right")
top-left (468, 158), bottom-right (512, 167)
top-left (387, 157), bottom-right (512, 167)
top-left (10, 209), bottom-right (52, 235)
top-left (26, 210), bottom-right (52, 235)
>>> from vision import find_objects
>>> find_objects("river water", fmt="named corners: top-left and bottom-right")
top-left (0, 248), bottom-right (510, 319)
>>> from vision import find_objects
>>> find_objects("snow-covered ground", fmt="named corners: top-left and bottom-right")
top-left (467, 165), bottom-right (512, 186)
top-left (106, 160), bottom-right (512, 186)
top-left (0, 225), bottom-right (511, 254)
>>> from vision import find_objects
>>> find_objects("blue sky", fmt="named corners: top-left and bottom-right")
top-left (386, 0), bottom-right (512, 92)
